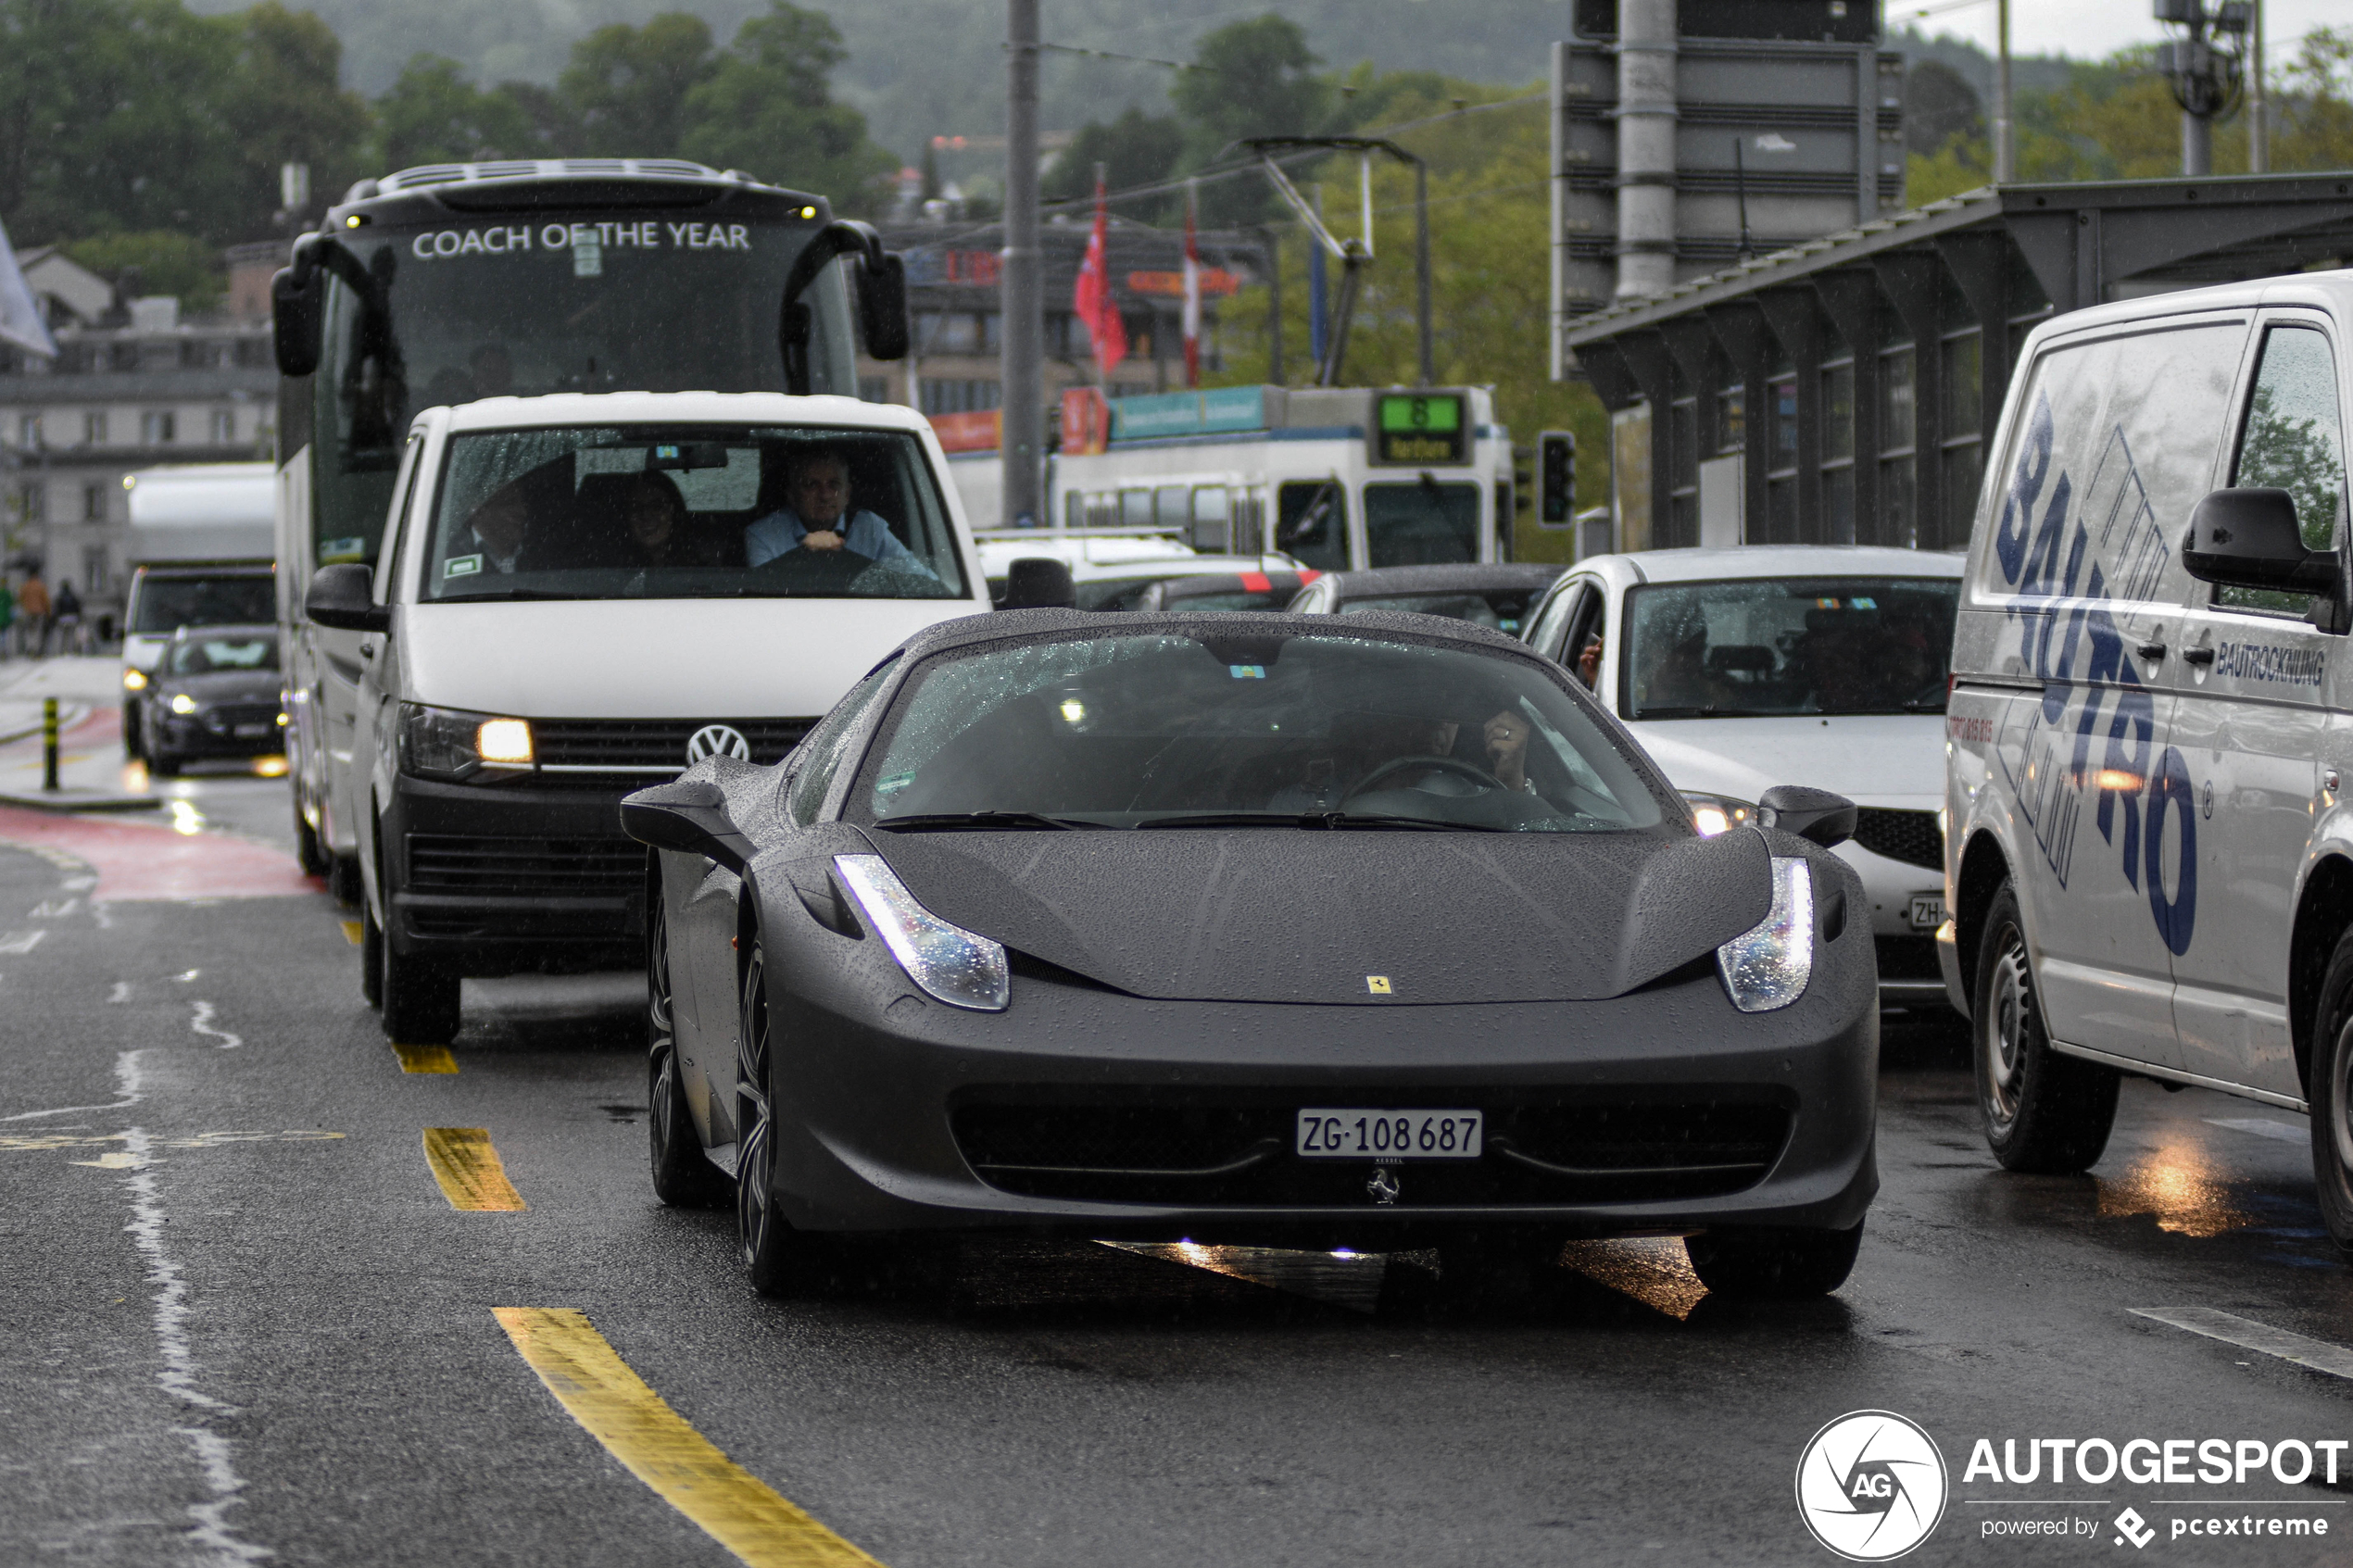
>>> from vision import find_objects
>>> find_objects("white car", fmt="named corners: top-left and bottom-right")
top-left (973, 533), bottom-right (1302, 609)
top-left (1520, 545), bottom-right (1964, 1007)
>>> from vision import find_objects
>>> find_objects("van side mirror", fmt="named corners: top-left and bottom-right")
top-left (1757, 784), bottom-right (1857, 849)
top-left (305, 564), bottom-right (391, 633)
top-left (620, 778), bottom-right (755, 872)
top-left (2182, 487), bottom-right (2340, 596)
top-left (999, 558), bottom-right (1076, 610)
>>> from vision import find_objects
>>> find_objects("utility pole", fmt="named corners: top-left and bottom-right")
top-left (2155, 0), bottom-right (2249, 179)
top-left (1000, 0), bottom-right (1045, 530)
top-left (2248, 0), bottom-right (2268, 172)
top-left (1993, 0), bottom-right (2014, 182)
top-left (1614, 0), bottom-right (1677, 300)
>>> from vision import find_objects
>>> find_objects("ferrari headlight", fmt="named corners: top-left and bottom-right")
top-left (169, 693), bottom-right (199, 715)
top-left (397, 703), bottom-right (533, 779)
top-left (832, 853), bottom-right (1009, 1012)
top-left (1684, 791), bottom-right (1756, 838)
top-left (1717, 856), bottom-right (1814, 1012)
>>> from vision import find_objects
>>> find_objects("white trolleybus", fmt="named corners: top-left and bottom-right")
top-left (946, 384), bottom-right (1516, 571)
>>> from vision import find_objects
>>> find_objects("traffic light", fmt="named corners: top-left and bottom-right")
top-left (1538, 431), bottom-right (1576, 526)
top-left (1511, 445), bottom-right (1533, 516)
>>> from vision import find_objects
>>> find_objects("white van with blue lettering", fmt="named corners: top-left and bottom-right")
top-left (1942, 270), bottom-right (2353, 1249)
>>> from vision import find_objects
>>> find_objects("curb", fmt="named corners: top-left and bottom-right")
top-left (0, 790), bottom-right (162, 814)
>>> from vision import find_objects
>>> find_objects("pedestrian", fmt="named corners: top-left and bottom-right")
top-left (0, 575), bottom-right (13, 659)
top-left (52, 578), bottom-right (82, 656)
top-left (16, 570), bottom-right (48, 658)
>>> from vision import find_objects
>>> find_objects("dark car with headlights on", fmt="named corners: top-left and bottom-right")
top-left (623, 610), bottom-right (1878, 1300)
top-left (140, 625), bottom-right (284, 775)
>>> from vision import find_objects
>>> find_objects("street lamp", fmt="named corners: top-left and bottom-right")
top-left (2154, 0), bottom-right (2251, 178)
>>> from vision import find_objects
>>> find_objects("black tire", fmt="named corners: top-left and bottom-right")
top-left (2303, 928), bottom-right (2353, 1258)
top-left (327, 853), bottom-right (363, 906)
top-left (148, 751), bottom-right (181, 778)
top-left (736, 936), bottom-right (846, 1295)
top-left (1685, 1220), bottom-right (1864, 1298)
top-left (360, 897), bottom-right (384, 1010)
top-left (295, 794), bottom-right (329, 878)
top-left (379, 917), bottom-right (460, 1045)
top-left (121, 706), bottom-right (143, 762)
top-left (1972, 880), bottom-right (2118, 1173)
top-left (649, 895), bottom-right (727, 1208)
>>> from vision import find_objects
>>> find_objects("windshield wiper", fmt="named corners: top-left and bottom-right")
top-left (1133, 810), bottom-right (1499, 833)
top-left (872, 811), bottom-right (1108, 832)
top-left (434, 588), bottom-right (583, 602)
top-left (1629, 706), bottom-right (1726, 719)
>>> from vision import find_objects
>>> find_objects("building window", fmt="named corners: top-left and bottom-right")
top-left (858, 377), bottom-right (889, 404)
top-left (108, 342), bottom-right (139, 371)
top-left (1820, 360), bottom-right (1855, 462)
top-left (82, 545), bottom-right (110, 596)
top-left (915, 312), bottom-right (981, 356)
top-left (84, 411), bottom-right (108, 445)
top-left (1879, 345), bottom-right (1916, 456)
top-left (16, 413), bottom-right (39, 448)
top-left (211, 408), bottom-right (236, 444)
top-left (918, 379), bottom-right (1000, 416)
top-left (143, 411), bottom-right (176, 445)
top-left (17, 483), bottom-right (43, 523)
top-left (1715, 383), bottom-right (1745, 455)
top-left (82, 483), bottom-right (107, 521)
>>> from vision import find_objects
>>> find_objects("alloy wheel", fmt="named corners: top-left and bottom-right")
top-left (736, 943), bottom-right (774, 1264)
top-left (1982, 926), bottom-right (2032, 1133)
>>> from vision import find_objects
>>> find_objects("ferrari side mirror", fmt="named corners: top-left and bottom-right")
top-left (1758, 784), bottom-right (1856, 849)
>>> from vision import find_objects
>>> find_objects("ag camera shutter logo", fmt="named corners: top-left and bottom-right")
top-left (1795, 1411), bottom-right (1948, 1561)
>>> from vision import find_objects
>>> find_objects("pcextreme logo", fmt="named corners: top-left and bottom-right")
top-left (1795, 1411), bottom-right (1951, 1562)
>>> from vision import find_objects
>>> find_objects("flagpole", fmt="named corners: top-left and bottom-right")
top-left (1183, 177), bottom-right (1202, 391)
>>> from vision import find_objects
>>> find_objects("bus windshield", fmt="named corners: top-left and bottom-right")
top-left (306, 209), bottom-right (858, 571)
top-left (422, 424), bottom-right (967, 602)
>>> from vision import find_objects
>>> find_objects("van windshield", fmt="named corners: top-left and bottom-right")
top-left (421, 424), bottom-right (968, 601)
top-left (1621, 577), bottom-right (1959, 719)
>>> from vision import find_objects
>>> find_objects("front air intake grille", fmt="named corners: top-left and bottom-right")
top-left (531, 718), bottom-right (815, 774)
top-left (405, 834), bottom-right (643, 897)
top-left (1875, 935), bottom-right (1944, 981)
top-left (1853, 807), bottom-right (1943, 870)
top-left (200, 702), bottom-right (283, 734)
top-left (950, 1095), bottom-right (1791, 1207)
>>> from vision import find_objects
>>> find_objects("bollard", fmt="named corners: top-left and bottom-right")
top-left (42, 696), bottom-right (58, 792)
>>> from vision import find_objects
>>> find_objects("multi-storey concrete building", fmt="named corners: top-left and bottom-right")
top-left (1, 245), bottom-right (278, 629)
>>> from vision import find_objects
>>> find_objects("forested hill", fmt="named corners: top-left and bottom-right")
top-left (182, 0), bottom-right (1567, 166)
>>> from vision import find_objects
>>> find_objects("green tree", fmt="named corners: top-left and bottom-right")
top-left (559, 12), bottom-right (716, 159)
top-left (678, 3), bottom-right (894, 207)
top-left (1175, 15), bottom-right (1332, 223)
top-left (1043, 107), bottom-right (1185, 214)
top-left (60, 230), bottom-right (223, 310)
top-left (213, 3), bottom-right (369, 231)
top-left (371, 54), bottom-right (560, 169)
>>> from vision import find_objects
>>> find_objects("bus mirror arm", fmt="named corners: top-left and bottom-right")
top-left (272, 234), bottom-right (384, 378)
top-left (778, 220), bottom-right (910, 392)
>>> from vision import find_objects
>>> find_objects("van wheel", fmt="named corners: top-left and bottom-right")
top-left (149, 752), bottom-right (181, 778)
top-left (295, 797), bottom-right (328, 878)
top-left (1686, 1221), bottom-right (1863, 1298)
top-left (360, 897), bottom-right (384, 1010)
top-left (2303, 929), bottom-right (2353, 1258)
top-left (122, 708), bottom-right (144, 761)
top-left (1974, 880), bottom-right (2118, 1173)
top-left (328, 854), bottom-right (363, 906)
top-left (380, 928), bottom-right (460, 1045)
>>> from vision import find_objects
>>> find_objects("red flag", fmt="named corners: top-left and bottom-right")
top-left (1181, 179), bottom-right (1202, 389)
top-left (1073, 174), bottom-right (1127, 377)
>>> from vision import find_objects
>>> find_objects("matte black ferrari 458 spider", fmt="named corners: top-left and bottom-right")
top-left (623, 609), bottom-right (1879, 1299)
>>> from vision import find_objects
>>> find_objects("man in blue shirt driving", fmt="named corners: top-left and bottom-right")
top-left (744, 447), bottom-right (936, 577)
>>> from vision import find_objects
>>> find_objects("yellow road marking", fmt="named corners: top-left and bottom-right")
top-left (495, 1308), bottom-right (886, 1567)
top-left (341, 920), bottom-right (364, 946)
top-left (393, 1044), bottom-right (459, 1074)
top-left (422, 1127), bottom-right (525, 1210)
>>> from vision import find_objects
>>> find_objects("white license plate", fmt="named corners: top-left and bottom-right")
top-left (1908, 894), bottom-right (1946, 930)
top-left (233, 723), bottom-right (270, 737)
top-left (1296, 1109), bottom-right (1482, 1160)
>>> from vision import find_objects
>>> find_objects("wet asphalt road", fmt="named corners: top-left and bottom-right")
top-left (5, 734), bottom-right (2353, 1565)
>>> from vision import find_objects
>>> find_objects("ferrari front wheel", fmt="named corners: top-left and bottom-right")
top-left (648, 894), bottom-right (726, 1209)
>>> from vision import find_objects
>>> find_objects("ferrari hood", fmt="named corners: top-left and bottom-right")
top-left (870, 827), bottom-right (1772, 1006)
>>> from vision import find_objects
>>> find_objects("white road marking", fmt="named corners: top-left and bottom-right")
top-left (0, 929), bottom-right (44, 953)
top-left (2130, 1306), bottom-right (2353, 1380)
top-left (2205, 1117), bottom-right (2308, 1144)
top-left (190, 1002), bottom-right (241, 1050)
top-left (173, 969), bottom-right (199, 983)
top-left (1, 1049), bottom-right (145, 1122)
top-left (110, 1054), bottom-right (271, 1562)
top-left (30, 897), bottom-right (77, 918)
top-left (107, 981), bottom-right (130, 1003)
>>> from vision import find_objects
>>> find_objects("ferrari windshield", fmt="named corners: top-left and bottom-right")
top-left (1621, 577), bottom-right (1958, 720)
top-left (422, 424), bottom-right (967, 601)
top-left (856, 631), bottom-right (1669, 833)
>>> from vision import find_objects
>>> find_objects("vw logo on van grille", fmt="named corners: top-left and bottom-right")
top-left (685, 724), bottom-right (751, 765)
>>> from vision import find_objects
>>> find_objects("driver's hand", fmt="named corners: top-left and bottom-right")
top-left (1577, 634), bottom-right (1603, 687)
top-left (801, 530), bottom-right (846, 552)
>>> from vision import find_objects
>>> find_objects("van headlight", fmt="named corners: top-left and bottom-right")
top-left (397, 703), bottom-right (534, 779)
top-left (832, 853), bottom-right (1009, 1012)
top-left (1717, 856), bottom-right (1815, 1012)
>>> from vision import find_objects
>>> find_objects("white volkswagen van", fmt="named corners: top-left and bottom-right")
top-left (1942, 270), bottom-right (2353, 1250)
top-left (1519, 546), bottom-right (1964, 1008)
top-left (303, 392), bottom-right (989, 1045)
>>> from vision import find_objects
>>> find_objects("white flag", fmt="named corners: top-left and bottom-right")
top-left (0, 217), bottom-right (58, 358)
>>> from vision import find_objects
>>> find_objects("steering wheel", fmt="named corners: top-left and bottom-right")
top-left (1342, 753), bottom-right (1508, 801)
top-left (755, 543), bottom-right (878, 593)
